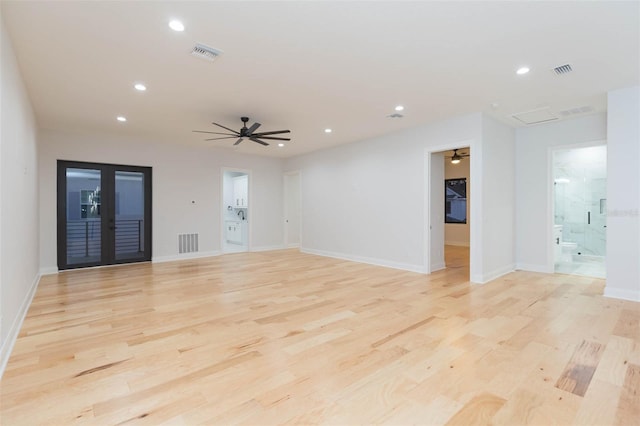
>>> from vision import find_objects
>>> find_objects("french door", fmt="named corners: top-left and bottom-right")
top-left (57, 160), bottom-right (152, 270)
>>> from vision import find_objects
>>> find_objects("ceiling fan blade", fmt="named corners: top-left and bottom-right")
top-left (246, 122), bottom-right (261, 135)
top-left (212, 122), bottom-right (240, 134)
top-left (234, 138), bottom-right (244, 146)
top-left (253, 129), bottom-right (290, 136)
top-left (193, 130), bottom-right (237, 136)
top-left (250, 137), bottom-right (269, 146)
top-left (205, 136), bottom-right (238, 141)
top-left (254, 136), bottom-right (291, 141)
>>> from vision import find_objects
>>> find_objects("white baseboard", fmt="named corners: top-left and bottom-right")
top-left (430, 262), bottom-right (446, 272)
top-left (444, 241), bottom-right (470, 247)
top-left (250, 245), bottom-right (287, 252)
top-left (604, 287), bottom-right (640, 302)
top-left (516, 263), bottom-right (553, 274)
top-left (152, 250), bottom-right (221, 264)
top-left (475, 263), bottom-right (516, 284)
top-left (0, 273), bottom-right (41, 379)
top-left (39, 266), bottom-right (59, 275)
top-left (301, 248), bottom-right (425, 274)
top-left (286, 243), bottom-right (300, 249)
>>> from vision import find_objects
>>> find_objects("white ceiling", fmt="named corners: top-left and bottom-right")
top-left (2, 1), bottom-right (638, 158)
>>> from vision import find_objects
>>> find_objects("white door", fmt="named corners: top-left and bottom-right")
top-left (284, 172), bottom-right (301, 247)
top-left (430, 152), bottom-right (445, 271)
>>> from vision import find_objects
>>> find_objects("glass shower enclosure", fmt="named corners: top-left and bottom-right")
top-left (553, 145), bottom-right (606, 276)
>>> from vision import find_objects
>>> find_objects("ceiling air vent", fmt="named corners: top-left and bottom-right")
top-left (191, 43), bottom-right (223, 62)
top-left (553, 64), bottom-right (573, 75)
top-left (558, 105), bottom-right (594, 117)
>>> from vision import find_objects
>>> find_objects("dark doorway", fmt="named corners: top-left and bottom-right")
top-left (57, 160), bottom-right (152, 270)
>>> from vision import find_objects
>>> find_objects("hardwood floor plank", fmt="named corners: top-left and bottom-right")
top-left (615, 363), bottom-right (640, 425)
top-left (555, 340), bottom-right (605, 396)
top-left (444, 392), bottom-right (506, 425)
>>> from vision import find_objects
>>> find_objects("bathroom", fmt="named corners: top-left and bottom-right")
top-left (222, 170), bottom-right (249, 253)
top-left (553, 145), bottom-right (606, 278)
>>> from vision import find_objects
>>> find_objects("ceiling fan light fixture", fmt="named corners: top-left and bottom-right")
top-left (449, 148), bottom-right (468, 164)
top-left (395, 105), bottom-right (404, 111)
top-left (194, 117), bottom-right (290, 147)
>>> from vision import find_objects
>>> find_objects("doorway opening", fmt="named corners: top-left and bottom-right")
top-left (222, 169), bottom-right (250, 253)
top-left (552, 144), bottom-right (606, 278)
top-left (443, 148), bottom-right (471, 274)
top-left (426, 143), bottom-right (475, 280)
top-left (57, 160), bottom-right (152, 270)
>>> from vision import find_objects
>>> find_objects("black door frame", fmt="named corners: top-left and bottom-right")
top-left (57, 160), bottom-right (152, 270)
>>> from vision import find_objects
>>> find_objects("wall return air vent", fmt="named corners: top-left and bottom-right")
top-left (178, 233), bottom-right (199, 254)
top-left (191, 43), bottom-right (223, 62)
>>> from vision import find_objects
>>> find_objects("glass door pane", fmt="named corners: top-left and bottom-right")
top-left (114, 171), bottom-right (146, 261)
top-left (65, 168), bottom-right (102, 265)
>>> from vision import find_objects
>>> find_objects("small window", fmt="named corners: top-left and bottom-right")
top-left (445, 178), bottom-right (467, 224)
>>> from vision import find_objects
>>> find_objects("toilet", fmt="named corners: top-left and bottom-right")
top-left (561, 241), bottom-right (578, 263)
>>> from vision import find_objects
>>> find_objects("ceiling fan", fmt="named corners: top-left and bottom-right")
top-left (446, 149), bottom-right (470, 164)
top-left (193, 116), bottom-right (290, 146)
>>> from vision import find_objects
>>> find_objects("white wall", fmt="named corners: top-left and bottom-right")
top-left (515, 113), bottom-right (607, 272)
top-left (444, 148), bottom-right (470, 246)
top-left (605, 86), bottom-right (640, 301)
top-left (39, 129), bottom-right (285, 269)
top-left (0, 16), bottom-right (40, 375)
top-left (285, 113), bottom-right (482, 273)
top-left (478, 115), bottom-right (516, 282)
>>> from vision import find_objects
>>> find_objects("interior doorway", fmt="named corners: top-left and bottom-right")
top-left (426, 143), bottom-right (474, 279)
top-left (551, 144), bottom-right (606, 278)
top-left (222, 168), bottom-right (250, 253)
top-left (57, 160), bottom-right (152, 270)
top-left (284, 171), bottom-right (301, 248)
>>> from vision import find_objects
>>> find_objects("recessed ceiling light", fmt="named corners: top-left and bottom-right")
top-left (324, 128), bottom-right (332, 133)
top-left (169, 20), bottom-right (185, 32)
top-left (395, 105), bottom-right (404, 111)
top-left (134, 83), bottom-right (146, 91)
top-left (278, 143), bottom-right (284, 147)
top-left (516, 67), bottom-right (530, 75)
top-left (116, 116), bottom-right (127, 122)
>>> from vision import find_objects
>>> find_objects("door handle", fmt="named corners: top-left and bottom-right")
top-left (556, 237), bottom-right (560, 245)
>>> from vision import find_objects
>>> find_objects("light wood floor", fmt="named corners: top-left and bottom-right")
top-left (1, 247), bottom-right (639, 425)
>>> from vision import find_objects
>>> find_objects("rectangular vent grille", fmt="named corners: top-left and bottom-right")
top-left (558, 105), bottom-right (594, 117)
top-left (178, 233), bottom-right (199, 254)
top-left (553, 64), bottom-right (573, 75)
top-left (191, 43), bottom-right (223, 62)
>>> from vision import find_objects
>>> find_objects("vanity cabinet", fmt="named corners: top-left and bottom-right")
top-left (226, 221), bottom-right (242, 244)
top-left (233, 175), bottom-right (248, 208)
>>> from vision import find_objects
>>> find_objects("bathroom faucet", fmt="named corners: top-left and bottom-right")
top-left (237, 210), bottom-right (245, 220)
